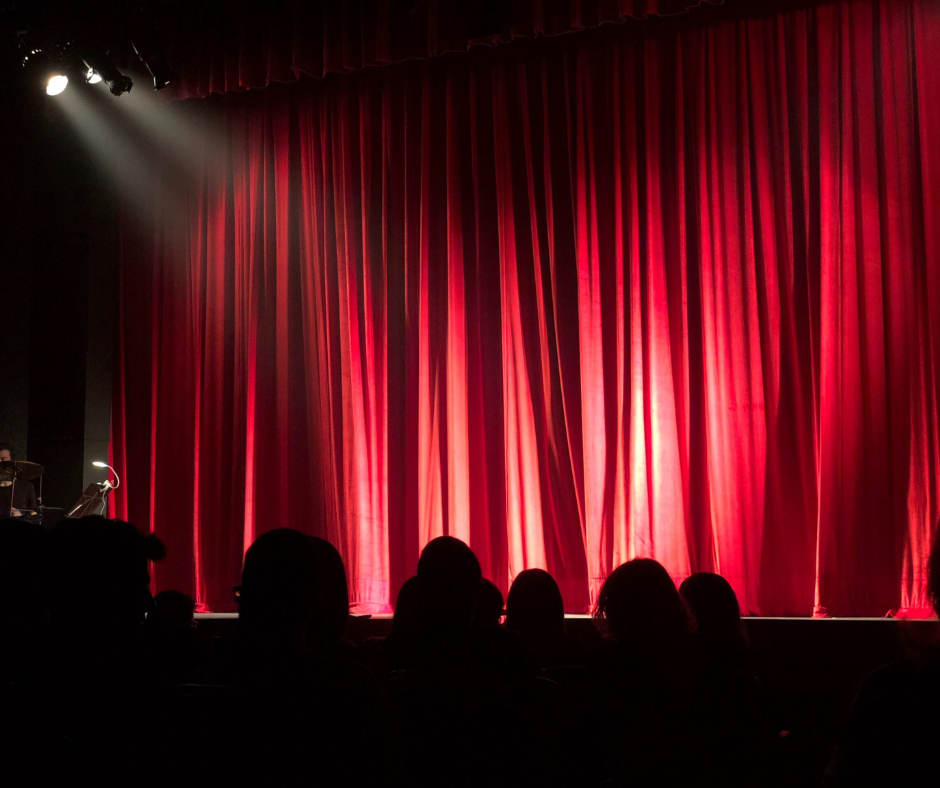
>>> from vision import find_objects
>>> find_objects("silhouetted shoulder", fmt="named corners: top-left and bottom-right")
top-left (826, 653), bottom-right (940, 787)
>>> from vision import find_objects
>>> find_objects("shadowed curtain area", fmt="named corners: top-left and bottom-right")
top-left (110, 0), bottom-right (940, 616)
top-left (160, 0), bottom-right (723, 99)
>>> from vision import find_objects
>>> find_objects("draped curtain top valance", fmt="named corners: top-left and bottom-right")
top-left (161, 0), bottom-right (721, 99)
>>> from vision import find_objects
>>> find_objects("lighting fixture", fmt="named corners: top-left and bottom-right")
top-left (45, 74), bottom-right (68, 96)
top-left (82, 54), bottom-right (133, 96)
top-left (93, 461), bottom-right (121, 489)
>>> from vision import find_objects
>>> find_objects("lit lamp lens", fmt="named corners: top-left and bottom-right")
top-left (46, 74), bottom-right (68, 96)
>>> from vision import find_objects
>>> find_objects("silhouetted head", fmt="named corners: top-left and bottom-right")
top-left (50, 516), bottom-right (166, 640)
top-left (473, 579), bottom-right (504, 630)
top-left (238, 529), bottom-right (319, 637)
top-left (593, 559), bottom-right (689, 646)
top-left (0, 444), bottom-right (13, 463)
top-left (392, 576), bottom-right (423, 636)
top-left (149, 590), bottom-right (196, 631)
top-left (679, 572), bottom-right (747, 648)
top-left (416, 536), bottom-right (481, 625)
top-left (505, 568), bottom-right (566, 641)
top-left (307, 536), bottom-right (349, 647)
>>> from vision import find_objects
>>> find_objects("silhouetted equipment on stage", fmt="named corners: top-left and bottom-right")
top-left (67, 482), bottom-right (114, 518)
top-left (12, 505), bottom-right (64, 526)
top-left (0, 460), bottom-right (45, 520)
top-left (0, 459), bottom-right (117, 523)
top-left (67, 462), bottom-right (120, 518)
top-left (0, 460), bottom-right (44, 482)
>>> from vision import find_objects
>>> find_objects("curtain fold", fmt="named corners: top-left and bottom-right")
top-left (113, 0), bottom-right (940, 615)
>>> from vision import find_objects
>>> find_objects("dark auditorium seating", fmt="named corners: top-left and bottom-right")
top-left (3, 515), bottom-right (939, 787)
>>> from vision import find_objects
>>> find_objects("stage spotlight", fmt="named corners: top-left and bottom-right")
top-left (45, 73), bottom-right (68, 95)
top-left (82, 54), bottom-right (133, 96)
top-left (22, 41), bottom-right (74, 97)
top-left (86, 68), bottom-right (102, 84)
top-left (106, 73), bottom-right (133, 96)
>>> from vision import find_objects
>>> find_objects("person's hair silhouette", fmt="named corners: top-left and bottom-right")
top-left (238, 528), bottom-right (319, 638)
top-left (506, 568), bottom-right (565, 641)
top-left (50, 515), bottom-right (166, 641)
top-left (307, 536), bottom-right (349, 650)
top-left (680, 571), bottom-right (747, 650)
top-left (593, 558), bottom-right (689, 645)
top-left (416, 535), bottom-right (481, 625)
top-left (589, 559), bottom-right (695, 784)
top-left (150, 589), bottom-right (196, 630)
top-left (392, 575), bottom-right (422, 636)
top-left (473, 578), bottom-right (504, 630)
top-left (505, 568), bottom-right (587, 670)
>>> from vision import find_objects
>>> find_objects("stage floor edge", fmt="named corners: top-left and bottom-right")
top-left (194, 613), bottom-right (938, 621)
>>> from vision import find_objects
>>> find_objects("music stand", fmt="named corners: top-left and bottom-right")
top-left (67, 482), bottom-right (113, 518)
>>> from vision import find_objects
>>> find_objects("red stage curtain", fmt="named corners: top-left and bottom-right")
top-left (112, 0), bottom-right (940, 616)
top-left (161, 0), bottom-right (721, 100)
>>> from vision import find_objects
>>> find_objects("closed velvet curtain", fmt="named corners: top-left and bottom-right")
top-left (112, 0), bottom-right (940, 615)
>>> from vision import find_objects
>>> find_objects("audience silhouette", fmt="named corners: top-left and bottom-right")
top-left (237, 528), bottom-right (320, 648)
top-left (307, 535), bottom-right (352, 656)
top-left (46, 516), bottom-right (165, 783)
top-left (473, 577), bottom-right (505, 630)
top-left (589, 558), bottom-right (697, 785)
top-left (143, 588), bottom-right (198, 685)
top-left (506, 567), bottom-right (588, 670)
top-left (369, 574), bottom-right (423, 676)
top-left (392, 574), bottom-right (422, 636)
top-left (825, 529), bottom-right (940, 786)
top-left (0, 519), bottom-right (67, 780)
top-left (0, 513), bottom-right (933, 786)
top-left (226, 527), bottom-right (388, 784)
top-left (681, 572), bottom-right (779, 786)
top-left (681, 571), bottom-right (748, 654)
top-left (0, 518), bottom-right (51, 680)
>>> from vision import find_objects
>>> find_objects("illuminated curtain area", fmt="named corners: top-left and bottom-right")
top-left (111, 0), bottom-right (940, 616)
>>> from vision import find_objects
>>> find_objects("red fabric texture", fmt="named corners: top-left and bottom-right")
top-left (161, 0), bottom-right (721, 100)
top-left (112, 0), bottom-right (940, 616)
